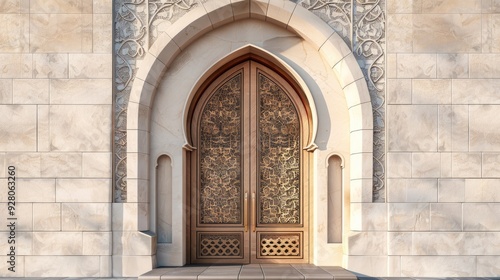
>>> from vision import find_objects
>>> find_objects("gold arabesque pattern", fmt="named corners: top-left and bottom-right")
top-left (199, 74), bottom-right (242, 224)
top-left (258, 73), bottom-right (301, 224)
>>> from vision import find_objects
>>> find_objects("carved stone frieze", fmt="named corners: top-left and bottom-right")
top-left (353, 0), bottom-right (386, 202)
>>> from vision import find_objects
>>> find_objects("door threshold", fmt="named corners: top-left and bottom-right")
top-left (139, 264), bottom-right (357, 279)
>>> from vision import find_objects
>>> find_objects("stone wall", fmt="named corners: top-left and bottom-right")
top-left (0, 0), bottom-right (113, 277)
top-left (384, 0), bottom-right (500, 276)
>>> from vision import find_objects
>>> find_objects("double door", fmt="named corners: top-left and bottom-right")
top-left (189, 60), bottom-right (310, 264)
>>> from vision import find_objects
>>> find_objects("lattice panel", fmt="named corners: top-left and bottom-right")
top-left (199, 233), bottom-right (242, 257)
top-left (199, 73), bottom-right (242, 224)
top-left (258, 73), bottom-right (301, 224)
top-left (260, 233), bottom-right (301, 257)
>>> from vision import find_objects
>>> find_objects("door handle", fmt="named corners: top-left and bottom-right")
top-left (252, 192), bottom-right (256, 232)
top-left (244, 192), bottom-right (248, 232)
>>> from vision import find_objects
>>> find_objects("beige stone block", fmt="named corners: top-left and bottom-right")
top-left (33, 203), bottom-right (61, 231)
top-left (33, 53), bottom-right (68, 78)
top-left (25, 256), bottom-right (99, 277)
top-left (462, 232), bottom-right (500, 255)
top-left (49, 105), bottom-right (111, 151)
top-left (438, 179), bottom-right (465, 202)
top-left (464, 203), bottom-right (500, 230)
top-left (318, 32), bottom-right (351, 70)
top-left (350, 129), bottom-right (373, 156)
top-left (112, 203), bottom-right (148, 231)
top-left (350, 152), bottom-right (372, 180)
top-left (347, 256), bottom-right (387, 277)
top-left (56, 179), bottom-right (111, 203)
top-left (388, 105), bottom-right (438, 151)
top-left (332, 53), bottom-right (364, 89)
top-left (430, 203), bottom-right (462, 231)
top-left (348, 232), bottom-right (387, 255)
top-left (412, 232), bottom-right (463, 255)
top-left (100, 256), bottom-right (112, 277)
top-left (397, 54), bottom-right (436, 78)
top-left (93, 14), bottom-right (112, 53)
top-left (0, 256), bottom-right (24, 277)
top-left (50, 79), bottom-right (112, 104)
top-left (127, 129), bottom-right (149, 154)
top-left (83, 232), bottom-right (111, 255)
top-left (478, 256), bottom-right (500, 276)
top-left (388, 232), bottom-right (412, 255)
top-left (387, 14), bottom-right (412, 53)
top-left (387, 179), bottom-right (437, 202)
top-left (451, 105), bottom-right (468, 152)
top-left (454, 79), bottom-right (500, 104)
top-left (465, 179), bottom-right (500, 202)
top-left (93, 0), bottom-right (112, 13)
top-left (0, 154), bottom-right (4, 177)
top-left (387, 79), bottom-right (411, 105)
top-left (113, 231), bottom-right (156, 255)
top-left (166, 7), bottom-right (212, 50)
top-left (387, 54), bottom-right (397, 78)
top-left (470, 54), bottom-right (500, 78)
top-left (412, 153), bottom-right (441, 177)
top-left (0, 54), bottom-right (32, 79)
top-left (483, 0), bottom-right (500, 13)
top-left (470, 105), bottom-right (500, 151)
top-left (30, 14), bottom-right (87, 53)
top-left (112, 255), bottom-right (154, 277)
top-left (389, 203), bottom-right (430, 231)
top-left (30, 0), bottom-right (91, 13)
top-left (40, 153), bottom-right (82, 177)
top-left (5, 153), bottom-right (40, 177)
top-left (451, 153), bottom-right (481, 178)
top-left (413, 14), bottom-right (481, 53)
top-left (0, 202), bottom-right (32, 231)
top-left (127, 101), bottom-right (149, 131)
top-left (82, 152), bottom-right (112, 177)
top-left (350, 179), bottom-right (372, 203)
top-left (0, 105), bottom-right (36, 151)
top-left (33, 232), bottom-right (82, 255)
top-left (0, 14), bottom-right (29, 52)
top-left (422, 0), bottom-right (482, 13)
top-left (437, 53), bottom-right (468, 78)
top-left (483, 153), bottom-right (500, 177)
top-left (81, 14), bottom-right (92, 53)
top-left (482, 14), bottom-right (500, 53)
top-left (440, 152), bottom-right (452, 177)
top-left (62, 203), bottom-right (111, 231)
top-left (412, 79), bottom-right (451, 105)
top-left (37, 105), bottom-right (49, 151)
top-left (69, 54), bottom-right (112, 78)
top-left (0, 0), bottom-right (29, 13)
top-left (0, 79), bottom-right (12, 104)
top-left (388, 256), bottom-right (401, 277)
top-left (387, 0), bottom-right (422, 13)
top-left (203, 0), bottom-right (234, 28)
top-left (348, 102), bottom-right (373, 132)
top-left (231, 0), bottom-right (249, 20)
top-left (401, 256), bottom-right (475, 277)
top-left (387, 152), bottom-right (411, 178)
top-left (12, 79), bottom-right (49, 104)
top-left (0, 231), bottom-right (31, 255)
top-left (350, 203), bottom-right (387, 231)
top-left (126, 179), bottom-right (148, 203)
top-left (127, 152), bottom-right (149, 180)
top-left (16, 179), bottom-right (55, 202)
top-left (438, 105), bottom-right (452, 152)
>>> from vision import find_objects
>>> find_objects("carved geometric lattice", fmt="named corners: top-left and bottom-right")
top-left (260, 233), bottom-right (300, 257)
top-left (199, 233), bottom-right (242, 257)
top-left (258, 73), bottom-right (301, 224)
top-left (199, 73), bottom-right (242, 224)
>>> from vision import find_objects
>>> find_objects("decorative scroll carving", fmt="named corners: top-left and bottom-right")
top-left (148, 0), bottom-right (198, 46)
top-left (258, 73), bottom-right (300, 224)
top-left (199, 74), bottom-right (242, 224)
top-left (353, 0), bottom-right (385, 202)
top-left (114, 0), bottom-right (148, 202)
top-left (260, 233), bottom-right (300, 257)
top-left (299, 0), bottom-right (352, 45)
top-left (200, 233), bottom-right (242, 257)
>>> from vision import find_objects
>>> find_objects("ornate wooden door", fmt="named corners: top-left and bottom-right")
top-left (189, 60), bottom-right (310, 264)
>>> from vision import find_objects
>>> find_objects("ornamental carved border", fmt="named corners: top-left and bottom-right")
top-left (113, 0), bottom-right (386, 202)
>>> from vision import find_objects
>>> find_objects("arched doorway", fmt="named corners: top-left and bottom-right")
top-left (187, 59), bottom-right (313, 264)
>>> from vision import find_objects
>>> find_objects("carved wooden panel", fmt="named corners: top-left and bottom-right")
top-left (259, 233), bottom-right (301, 257)
top-left (199, 232), bottom-right (243, 257)
top-left (199, 73), bottom-right (242, 224)
top-left (258, 73), bottom-right (301, 225)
